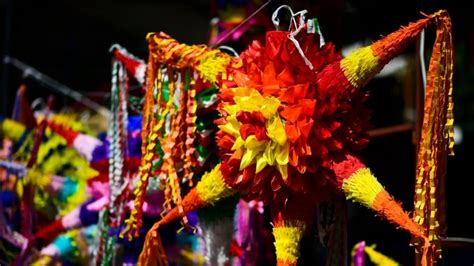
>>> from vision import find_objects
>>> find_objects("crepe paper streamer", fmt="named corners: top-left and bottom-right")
top-left (183, 70), bottom-right (198, 186)
top-left (413, 11), bottom-right (454, 261)
top-left (126, 33), bottom-right (230, 238)
top-left (159, 69), bottom-right (187, 221)
top-left (122, 65), bottom-right (162, 240)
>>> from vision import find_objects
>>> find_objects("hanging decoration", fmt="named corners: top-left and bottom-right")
top-left (139, 9), bottom-right (454, 266)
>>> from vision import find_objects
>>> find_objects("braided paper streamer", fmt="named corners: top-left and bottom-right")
top-left (158, 69), bottom-right (190, 227)
top-left (183, 72), bottom-right (198, 186)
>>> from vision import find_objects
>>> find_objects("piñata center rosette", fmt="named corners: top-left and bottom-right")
top-left (217, 30), bottom-right (370, 205)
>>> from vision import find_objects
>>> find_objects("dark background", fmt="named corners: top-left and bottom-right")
top-left (1, 0), bottom-right (473, 265)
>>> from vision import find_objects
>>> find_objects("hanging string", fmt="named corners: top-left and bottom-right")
top-left (213, 0), bottom-right (272, 46)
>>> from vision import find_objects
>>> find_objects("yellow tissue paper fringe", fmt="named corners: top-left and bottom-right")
top-left (340, 46), bottom-right (381, 89)
top-left (196, 164), bottom-right (235, 204)
top-left (342, 167), bottom-right (384, 208)
top-left (272, 220), bottom-right (306, 264)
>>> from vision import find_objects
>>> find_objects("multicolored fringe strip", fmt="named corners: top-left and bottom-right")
top-left (413, 11), bottom-right (454, 262)
top-left (122, 32), bottom-right (233, 240)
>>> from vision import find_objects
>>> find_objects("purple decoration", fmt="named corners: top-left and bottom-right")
top-left (91, 141), bottom-right (109, 162)
top-left (354, 241), bottom-right (366, 266)
top-left (1, 191), bottom-right (18, 207)
top-left (91, 134), bottom-right (141, 163)
top-left (79, 199), bottom-right (100, 226)
top-left (128, 115), bottom-right (142, 133)
top-left (127, 136), bottom-right (141, 158)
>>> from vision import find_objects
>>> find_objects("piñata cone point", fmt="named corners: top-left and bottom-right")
top-left (157, 188), bottom-right (206, 226)
top-left (337, 14), bottom-right (434, 90)
top-left (271, 196), bottom-right (313, 266)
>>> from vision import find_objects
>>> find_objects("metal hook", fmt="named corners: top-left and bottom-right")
top-left (218, 45), bottom-right (240, 57)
